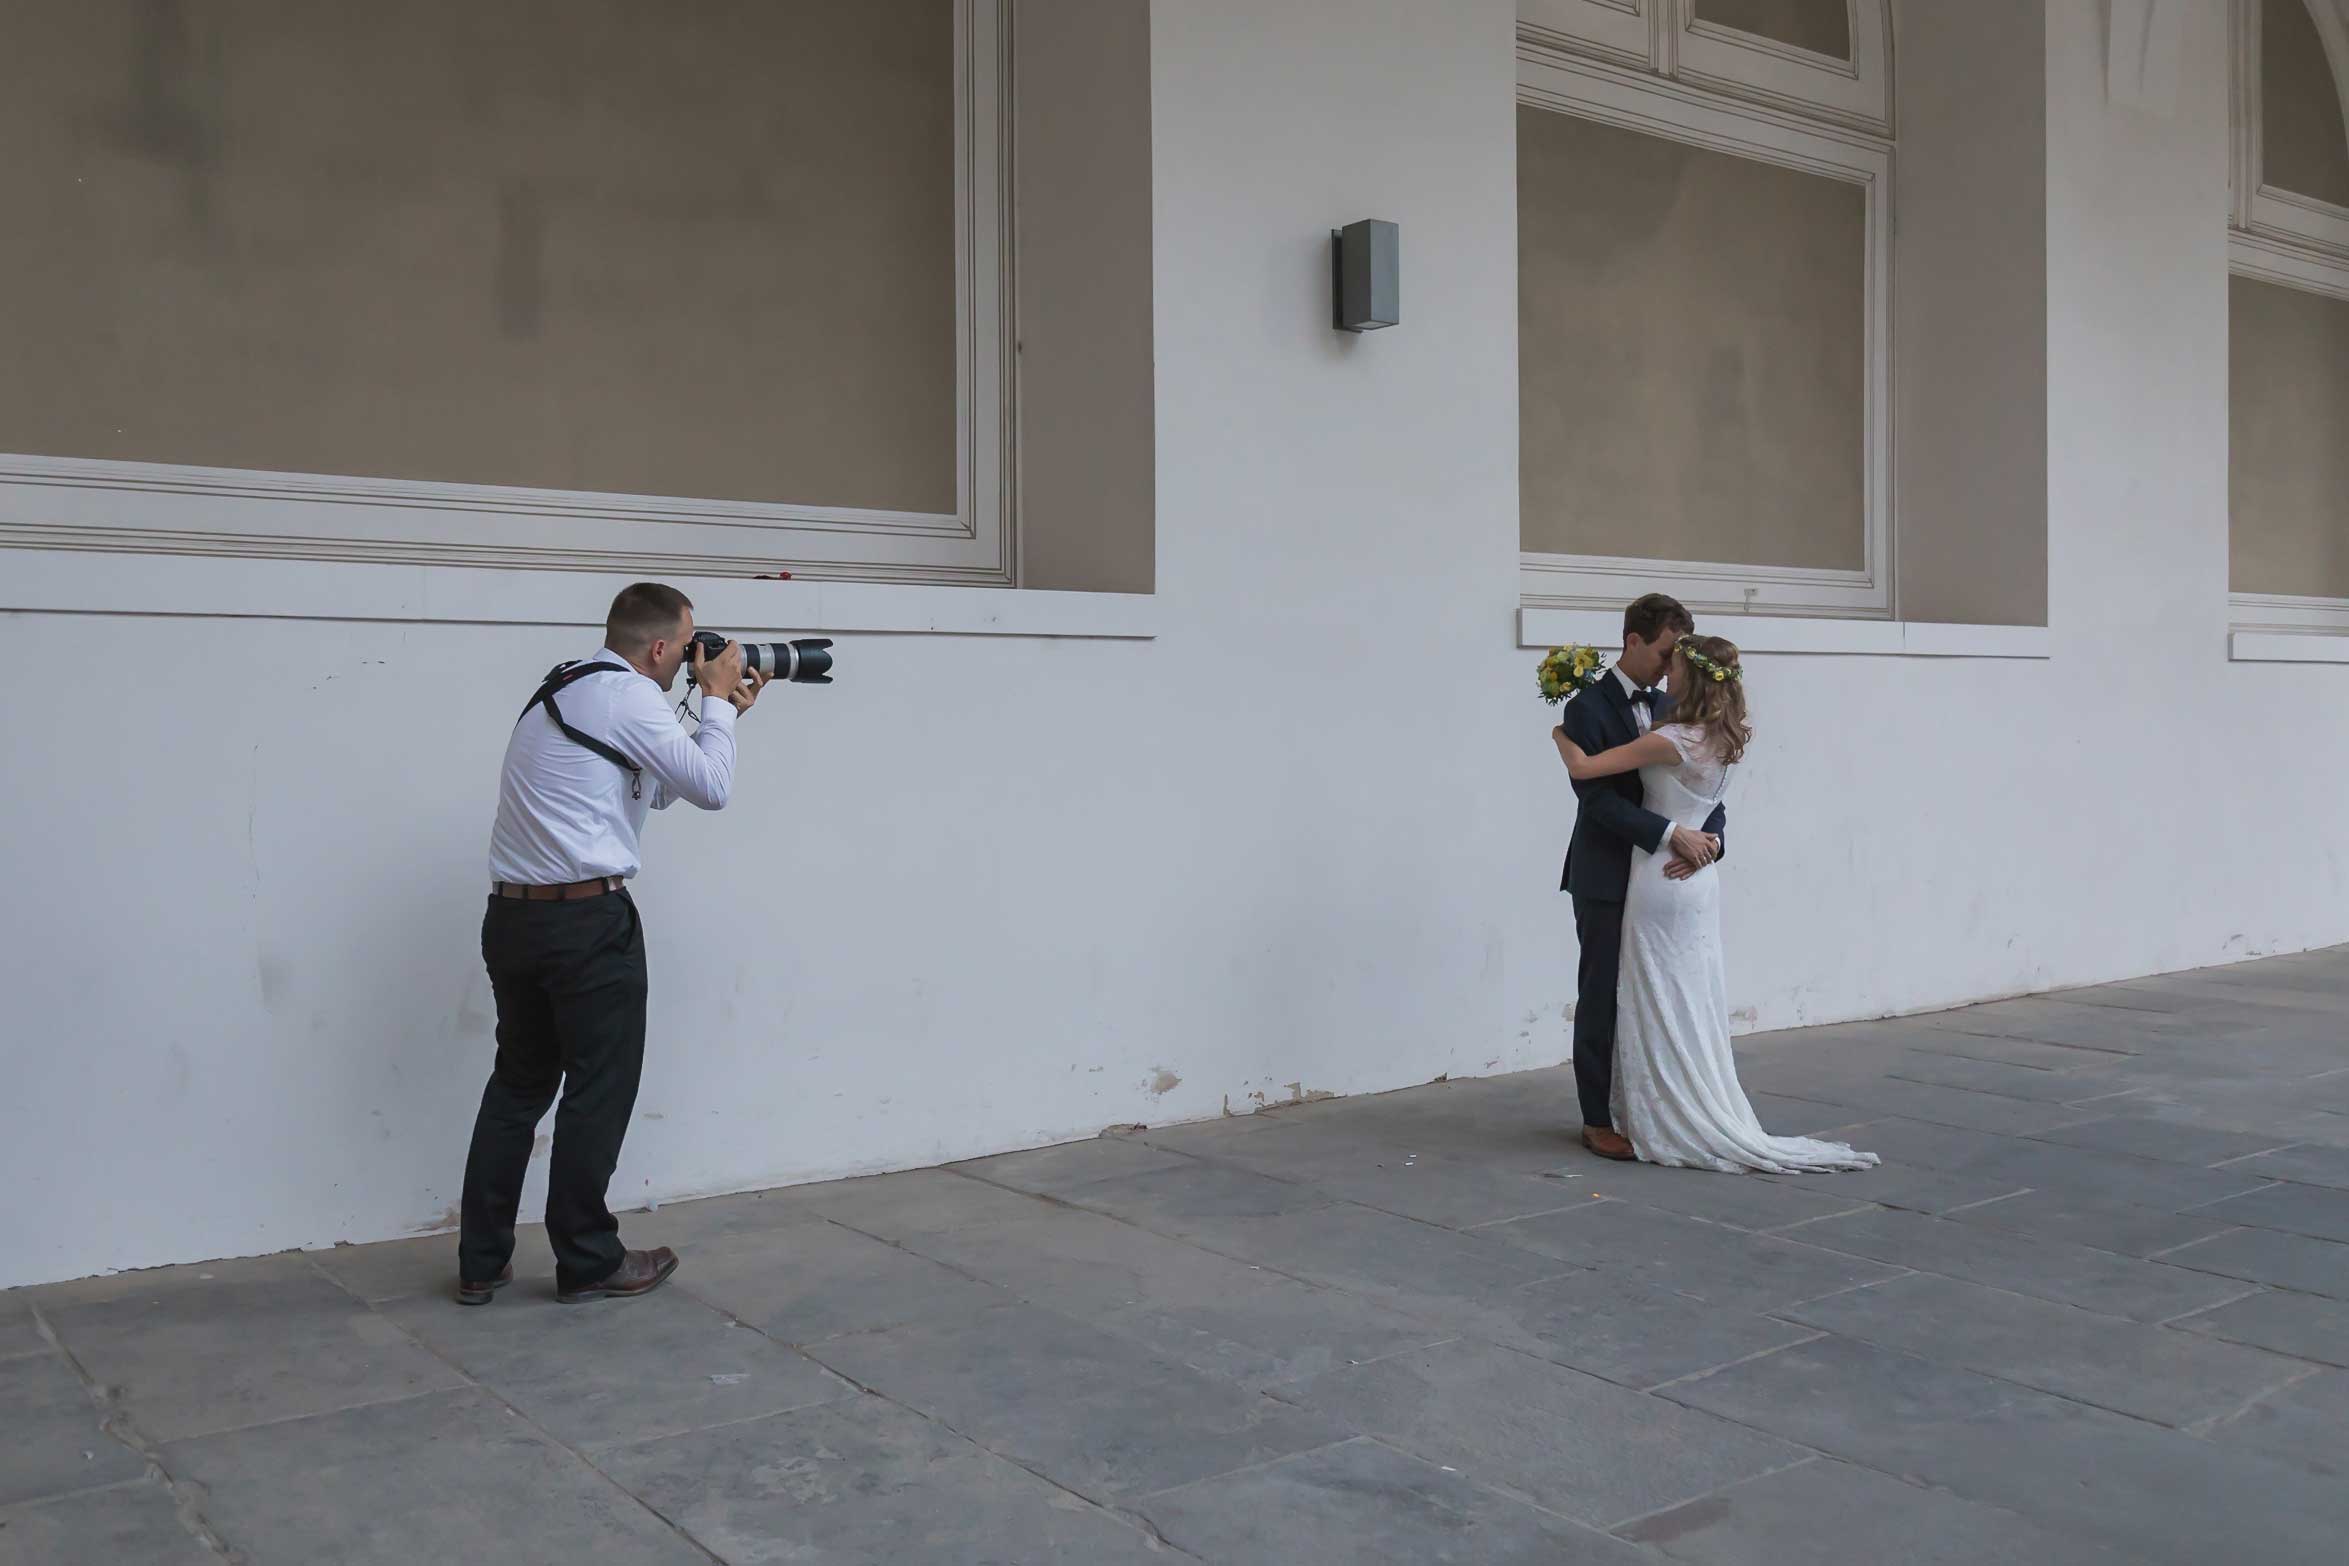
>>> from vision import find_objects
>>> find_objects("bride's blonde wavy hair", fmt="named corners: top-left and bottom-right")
top-left (1670, 635), bottom-right (1751, 766)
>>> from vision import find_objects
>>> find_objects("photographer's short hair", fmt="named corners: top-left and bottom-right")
top-left (605, 582), bottom-right (694, 655)
top-left (1624, 592), bottom-right (1695, 643)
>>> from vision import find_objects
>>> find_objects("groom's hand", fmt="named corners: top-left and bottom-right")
top-left (1669, 826), bottom-right (1720, 868)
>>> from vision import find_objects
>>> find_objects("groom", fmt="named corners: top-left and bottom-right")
top-left (1557, 593), bottom-right (1727, 1160)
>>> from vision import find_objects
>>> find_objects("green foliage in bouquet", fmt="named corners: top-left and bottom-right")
top-left (1537, 643), bottom-right (1609, 705)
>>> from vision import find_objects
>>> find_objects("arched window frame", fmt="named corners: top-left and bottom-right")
top-left (2228, 0), bottom-right (2349, 642)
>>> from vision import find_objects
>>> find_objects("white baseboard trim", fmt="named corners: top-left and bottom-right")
top-left (0, 549), bottom-right (1158, 640)
top-left (1518, 607), bottom-right (2049, 659)
top-left (2231, 630), bottom-right (2349, 664)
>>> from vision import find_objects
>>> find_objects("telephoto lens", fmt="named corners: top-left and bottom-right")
top-left (688, 630), bottom-right (834, 684)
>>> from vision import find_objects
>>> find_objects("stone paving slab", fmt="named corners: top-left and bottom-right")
top-left (2175, 1286), bottom-right (2349, 1367)
top-left (1880, 1051), bottom-right (2133, 1103)
top-left (379, 1284), bottom-right (852, 1451)
top-left (1788, 1204), bottom-right (2253, 1321)
top-left (2192, 1180), bottom-right (2349, 1243)
top-left (164, 1387), bottom-right (712, 1565)
top-left (594, 1395), bottom-right (1173, 1564)
top-left (2206, 1368), bottom-right (2349, 1474)
top-left (672, 1216), bottom-right (1011, 1346)
top-left (1266, 1338), bottom-right (1808, 1529)
top-left (1542, 1158), bottom-right (1875, 1233)
top-left (0, 1300), bottom-right (44, 1363)
top-left (1619, 1457), bottom-right (2138, 1565)
top-left (1486, 1199), bottom-right (1907, 1310)
top-left (1056, 1158), bottom-right (1348, 1230)
top-left (1481, 1268), bottom-right (1821, 1390)
top-left (1137, 1437), bottom-right (1648, 1565)
top-left (1921, 1134), bottom-right (2275, 1211)
top-left (1762, 1154), bottom-right (2032, 1216)
top-left (1939, 1186), bottom-right (2244, 1258)
top-left (35, 1254), bottom-right (465, 1444)
top-left (6, 945), bottom-right (2348, 1562)
top-left (1661, 1333), bottom-right (2348, 1566)
top-left (1190, 1128), bottom-right (1590, 1228)
top-left (0, 1354), bottom-right (148, 1507)
top-left (2224, 1142), bottom-right (2349, 1189)
top-left (0, 1481), bottom-right (218, 1566)
top-left (809, 1301), bottom-right (1348, 1502)
top-left (1170, 1204), bottom-right (1573, 1318)
top-left (2158, 1224), bottom-right (2349, 1299)
top-left (1780, 1271), bottom-right (2306, 1427)
top-left (2023, 1113), bottom-right (2300, 1166)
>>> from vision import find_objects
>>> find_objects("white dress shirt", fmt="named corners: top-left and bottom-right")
top-left (1613, 665), bottom-right (1659, 734)
top-left (487, 648), bottom-right (737, 886)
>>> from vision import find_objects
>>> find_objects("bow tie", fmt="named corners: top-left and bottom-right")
top-left (1630, 687), bottom-right (1661, 708)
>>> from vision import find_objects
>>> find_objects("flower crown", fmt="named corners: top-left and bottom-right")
top-left (1676, 637), bottom-right (1743, 685)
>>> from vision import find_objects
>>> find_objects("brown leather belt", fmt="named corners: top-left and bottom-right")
top-left (494, 876), bottom-right (623, 902)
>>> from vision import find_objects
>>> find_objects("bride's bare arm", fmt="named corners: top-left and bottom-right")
top-left (1553, 727), bottom-right (1682, 782)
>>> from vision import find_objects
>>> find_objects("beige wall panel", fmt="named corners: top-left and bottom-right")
top-left (1691, 0), bottom-right (1853, 60)
top-left (1519, 107), bottom-right (1866, 573)
top-left (2231, 275), bottom-right (2349, 598)
top-left (0, 0), bottom-right (959, 512)
top-left (1891, 0), bottom-right (2049, 627)
top-left (1015, 0), bottom-right (1155, 595)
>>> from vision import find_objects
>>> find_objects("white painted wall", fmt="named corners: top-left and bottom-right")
top-left (1, 0), bottom-right (2343, 1289)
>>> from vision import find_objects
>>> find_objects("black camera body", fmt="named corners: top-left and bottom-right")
top-left (687, 630), bottom-right (834, 685)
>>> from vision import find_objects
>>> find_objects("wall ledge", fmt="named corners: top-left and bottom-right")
top-left (2231, 630), bottom-right (2349, 664)
top-left (1519, 607), bottom-right (2049, 658)
top-left (0, 549), bottom-right (1157, 640)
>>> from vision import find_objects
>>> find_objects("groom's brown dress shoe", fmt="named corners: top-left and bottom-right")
top-left (1582, 1126), bottom-right (1636, 1161)
top-left (454, 1263), bottom-right (513, 1307)
top-left (556, 1247), bottom-right (680, 1304)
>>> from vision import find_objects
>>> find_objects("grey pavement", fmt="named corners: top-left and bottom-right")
top-left (6, 947), bottom-right (2349, 1564)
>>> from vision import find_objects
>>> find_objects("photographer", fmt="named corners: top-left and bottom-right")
top-left (456, 582), bottom-right (759, 1307)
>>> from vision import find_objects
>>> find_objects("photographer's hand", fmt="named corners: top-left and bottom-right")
top-left (727, 668), bottom-right (762, 715)
top-left (693, 639), bottom-right (746, 703)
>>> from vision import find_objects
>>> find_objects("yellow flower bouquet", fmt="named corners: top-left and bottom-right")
top-left (1537, 643), bottom-right (1609, 705)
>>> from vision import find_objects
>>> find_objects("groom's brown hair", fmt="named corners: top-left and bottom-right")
top-left (1623, 593), bottom-right (1694, 642)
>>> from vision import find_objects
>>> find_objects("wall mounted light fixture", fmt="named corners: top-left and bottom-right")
top-left (1332, 219), bottom-right (1399, 332)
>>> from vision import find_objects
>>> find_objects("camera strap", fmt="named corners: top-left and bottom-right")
top-left (520, 661), bottom-right (645, 799)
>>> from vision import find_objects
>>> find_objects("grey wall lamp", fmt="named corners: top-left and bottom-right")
top-left (1332, 219), bottom-right (1399, 332)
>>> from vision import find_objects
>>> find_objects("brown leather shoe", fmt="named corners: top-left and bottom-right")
top-left (455, 1263), bottom-right (513, 1307)
top-left (1582, 1126), bottom-right (1636, 1162)
top-left (556, 1247), bottom-right (680, 1304)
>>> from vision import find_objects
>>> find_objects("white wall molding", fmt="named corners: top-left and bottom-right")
top-left (2232, 629), bottom-right (2349, 661)
top-left (1518, 0), bottom-right (1657, 71)
top-left (2229, 227), bottom-right (2349, 299)
top-left (1518, 1), bottom-right (1889, 132)
top-left (1519, 606), bottom-right (2049, 658)
top-left (0, 0), bottom-right (1018, 591)
top-left (1673, 0), bottom-right (1890, 133)
top-left (0, 549), bottom-right (1156, 640)
top-left (2229, 0), bottom-right (2349, 259)
top-left (1516, 47), bottom-right (1893, 620)
top-left (2229, 590), bottom-right (2349, 635)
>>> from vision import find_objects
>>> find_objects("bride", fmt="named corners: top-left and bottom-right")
top-left (1555, 635), bottom-right (1877, 1175)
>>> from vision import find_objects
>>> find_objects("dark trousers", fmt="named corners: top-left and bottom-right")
top-left (1572, 895), bottom-right (1626, 1130)
top-left (460, 891), bottom-right (648, 1291)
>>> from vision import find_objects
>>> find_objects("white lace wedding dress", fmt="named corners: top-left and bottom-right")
top-left (1612, 724), bottom-right (1878, 1174)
